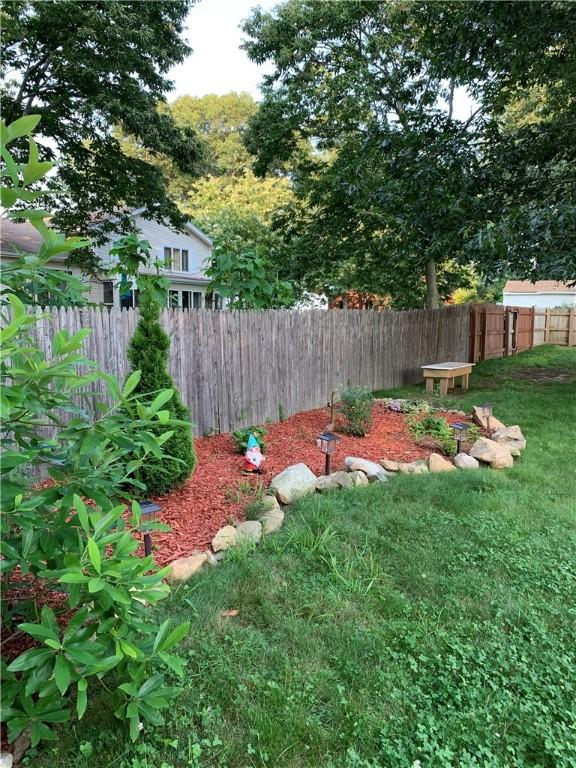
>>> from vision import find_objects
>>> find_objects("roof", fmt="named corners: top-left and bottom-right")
top-left (504, 280), bottom-right (576, 294)
top-left (0, 209), bottom-right (213, 255)
top-left (91, 207), bottom-right (213, 247)
top-left (0, 218), bottom-right (44, 255)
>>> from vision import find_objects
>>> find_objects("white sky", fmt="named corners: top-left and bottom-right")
top-left (168, 0), bottom-right (276, 101)
top-left (167, 0), bottom-right (474, 119)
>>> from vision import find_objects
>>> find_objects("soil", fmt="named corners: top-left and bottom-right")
top-left (151, 403), bottom-right (466, 566)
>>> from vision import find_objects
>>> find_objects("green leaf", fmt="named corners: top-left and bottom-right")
top-left (73, 494), bottom-right (90, 533)
top-left (87, 538), bottom-right (101, 574)
top-left (77, 679), bottom-right (88, 719)
top-left (7, 114), bottom-right (41, 141)
top-left (54, 655), bottom-right (71, 695)
top-left (122, 370), bottom-right (142, 397)
top-left (148, 389), bottom-right (174, 415)
top-left (8, 648), bottom-right (54, 672)
top-left (160, 622), bottom-right (190, 652)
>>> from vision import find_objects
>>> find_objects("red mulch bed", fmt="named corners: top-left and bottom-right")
top-left (152, 403), bottom-right (466, 566)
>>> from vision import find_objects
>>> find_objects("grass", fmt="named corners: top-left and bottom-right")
top-left (36, 346), bottom-right (576, 768)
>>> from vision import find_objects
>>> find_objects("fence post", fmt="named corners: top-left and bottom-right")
top-left (530, 306), bottom-right (535, 348)
top-left (568, 308), bottom-right (576, 347)
top-left (504, 309), bottom-right (511, 357)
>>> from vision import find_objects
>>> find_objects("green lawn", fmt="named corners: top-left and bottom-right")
top-left (39, 346), bottom-right (576, 768)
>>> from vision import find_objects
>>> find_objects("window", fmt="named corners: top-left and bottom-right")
top-left (205, 291), bottom-right (213, 310)
top-left (193, 291), bottom-right (202, 309)
top-left (181, 290), bottom-right (191, 309)
top-left (120, 289), bottom-right (139, 310)
top-left (169, 290), bottom-right (180, 308)
top-left (164, 247), bottom-right (172, 269)
top-left (214, 292), bottom-right (222, 310)
top-left (163, 246), bottom-right (189, 271)
top-left (181, 249), bottom-right (189, 271)
top-left (102, 280), bottom-right (114, 306)
top-left (172, 248), bottom-right (181, 271)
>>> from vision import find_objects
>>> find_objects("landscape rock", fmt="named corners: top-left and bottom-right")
top-left (349, 470), bottom-right (369, 486)
top-left (491, 425), bottom-right (526, 456)
top-left (454, 452), bottom-right (480, 469)
top-left (316, 471), bottom-right (354, 492)
top-left (470, 437), bottom-right (514, 469)
top-left (259, 508), bottom-right (284, 534)
top-left (205, 550), bottom-right (221, 567)
top-left (236, 520), bottom-right (263, 544)
top-left (398, 460), bottom-right (429, 475)
top-left (0, 754), bottom-right (13, 768)
top-left (212, 525), bottom-right (238, 552)
top-left (344, 457), bottom-right (389, 482)
top-left (428, 453), bottom-right (456, 472)
top-left (381, 459), bottom-right (400, 472)
top-left (270, 463), bottom-right (317, 504)
top-left (167, 552), bottom-right (207, 582)
top-left (472, 405), bottom-right (506, 432)
top-left (259, 495), bottom-right (281, 512)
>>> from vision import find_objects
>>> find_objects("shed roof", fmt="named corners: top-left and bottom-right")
top-left (504, 280), bottom-right (576, 294)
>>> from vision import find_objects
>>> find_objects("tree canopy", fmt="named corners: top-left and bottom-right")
top-left (243, 0), bottom-right (576, 306)
top-left (1, 0), bottom-right (203, 267)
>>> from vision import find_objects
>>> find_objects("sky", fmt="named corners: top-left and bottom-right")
top-left (167, 0), bottom-right (475, 119)
top-left (168, 0), bottom-right (277, 102)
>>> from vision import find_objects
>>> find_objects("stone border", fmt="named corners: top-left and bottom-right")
top-left (167, 408), bottom-right (525, 582)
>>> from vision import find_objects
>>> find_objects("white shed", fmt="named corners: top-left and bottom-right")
top-left (502, 280), bottom-right (576, 309)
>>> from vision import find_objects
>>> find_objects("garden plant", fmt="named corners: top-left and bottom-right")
top-left (0, 116), bottom-right (189, 751)
top-left (337, 386), bottom-right (375, 436)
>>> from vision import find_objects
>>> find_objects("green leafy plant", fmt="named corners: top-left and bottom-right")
top-left (0, 115), bottom-right (189, 750)
top-left (121, 252), bottom-right (196, 496)
top-left (407, 414), bottom-right (458, 456)
top-left (337, 387), bottom-right (375, 436)
top-left (231, 426), bottom-right (267, 454)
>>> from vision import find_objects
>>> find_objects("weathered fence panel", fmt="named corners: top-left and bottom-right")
top-left (32, 305), bottom-right (470, 435)
top-left (533, 308), bottom-right (576, 347)
top-left (469, 304), bottom-right (534, 362)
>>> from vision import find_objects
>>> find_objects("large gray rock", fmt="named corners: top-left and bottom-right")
top-left (472, 405), bottom-right (506, 432)
top-left (428, 453), bottom-right (456, 472)
top-left (167, 552), bottom-right (207, 582)
top-left (212, 525), bottom-right (237, 552)
top-left (381, 459), bottom-right (400, 472)
top-left (259, 495), bottom-right (281, 512)
top-left (491, 425), bottom-right (526, 456)
top-left (236, 520), bottom-right (263, 544)
top-left (316, 471), bottom-right (354, 492)
top-left (344, 457), bottom-right (389, 483)
top-left (454, 452), bottom-right (480, 469)
top-left (470, 437), bottom-right (513, 469)
top-left (0, 754), bottom-right (13, 768)
top-left (270, 463), bottom-right (317, 504)
top-left (259, 508), bottom-right (284, 534)
top-left (398, 460), bottom-right (429, 475)
top-left (349, 470), bottom-right (369, 486)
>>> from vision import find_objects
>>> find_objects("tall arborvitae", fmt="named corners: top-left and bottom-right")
top-left (127, 291), bottom-right (196, 495)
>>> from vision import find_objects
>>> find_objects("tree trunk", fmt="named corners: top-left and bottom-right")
top-left (426, 258), bottom-right (439, 309)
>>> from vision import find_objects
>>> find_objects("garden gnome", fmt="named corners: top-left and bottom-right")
top-left (243, 432), bottom-right (265, 474)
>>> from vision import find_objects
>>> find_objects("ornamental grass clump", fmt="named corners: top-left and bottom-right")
top-left (338, 386), bottom-right (375, 436)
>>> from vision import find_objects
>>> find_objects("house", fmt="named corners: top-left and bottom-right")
top-left (0, 208), bottom-right (219, 309)
top-left (502, 280), bottom-right (576, 309)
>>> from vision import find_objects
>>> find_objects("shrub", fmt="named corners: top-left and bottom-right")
top-left (407, 414), bottom-right (457, 455)
top-left (231, 426), bottom-right (267, 454)
top-left (383, 398), bottom-right (433, 414)
top-left (125, 287), bottom-right (196, 495)
top-left (0, 116), bottom-right (188, 750)
top-left (338, 387), bottom-right (375, 436)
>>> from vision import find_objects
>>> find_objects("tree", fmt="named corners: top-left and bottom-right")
top-left (243, 1), bottom-right (488, 308)
top-left (1, 1), bottom-right (203, 269)
top-left (110, 235), bottom-right (196, 494)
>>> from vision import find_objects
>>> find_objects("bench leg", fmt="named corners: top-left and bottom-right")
top-left (461, 373), bottom-right (469, 391)
top-left (425, 377), bottom-right (434, 394)
top-left (439, 378), bottom-right (449, 397)
top-left (448, 377), bottom-right (455, 390)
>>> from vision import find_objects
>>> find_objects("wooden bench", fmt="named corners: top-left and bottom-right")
top-left (421, 362), bottom-right (474, 397)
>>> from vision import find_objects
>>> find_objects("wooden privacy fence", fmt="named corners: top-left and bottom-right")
top-left (32, 305), bottom-right (470, 435)
top-left (469, 304), bottom-right (576, 362)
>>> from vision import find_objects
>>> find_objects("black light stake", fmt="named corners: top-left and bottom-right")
top-left (451, 422), bottom-right (470, 454)
top-left (316, 432), bottom-right (339, 475)
top-left (140, 499), bottom-right (161, 556)
top-left (479, 403), bottom-right (495, 433)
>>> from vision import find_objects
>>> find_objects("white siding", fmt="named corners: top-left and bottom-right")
top-left (503, 292), bottom-right (576, 309)
top-left (93, 215), bottom-right (212, 276)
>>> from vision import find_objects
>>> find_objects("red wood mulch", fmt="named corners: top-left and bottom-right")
top-left (151, 403), bottom-right (466, 566)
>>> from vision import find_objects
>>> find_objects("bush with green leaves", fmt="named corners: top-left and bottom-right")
top-left (337, 387), bottom-right (375, 436)
top-left (0, 115), bottom-right (189, 750)
top-left (231, 425), bottom-right (267, 454)
top-left (407, 414), bottom-right (456, 455)
top-left (116, 244), bottom-right (196, 495)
